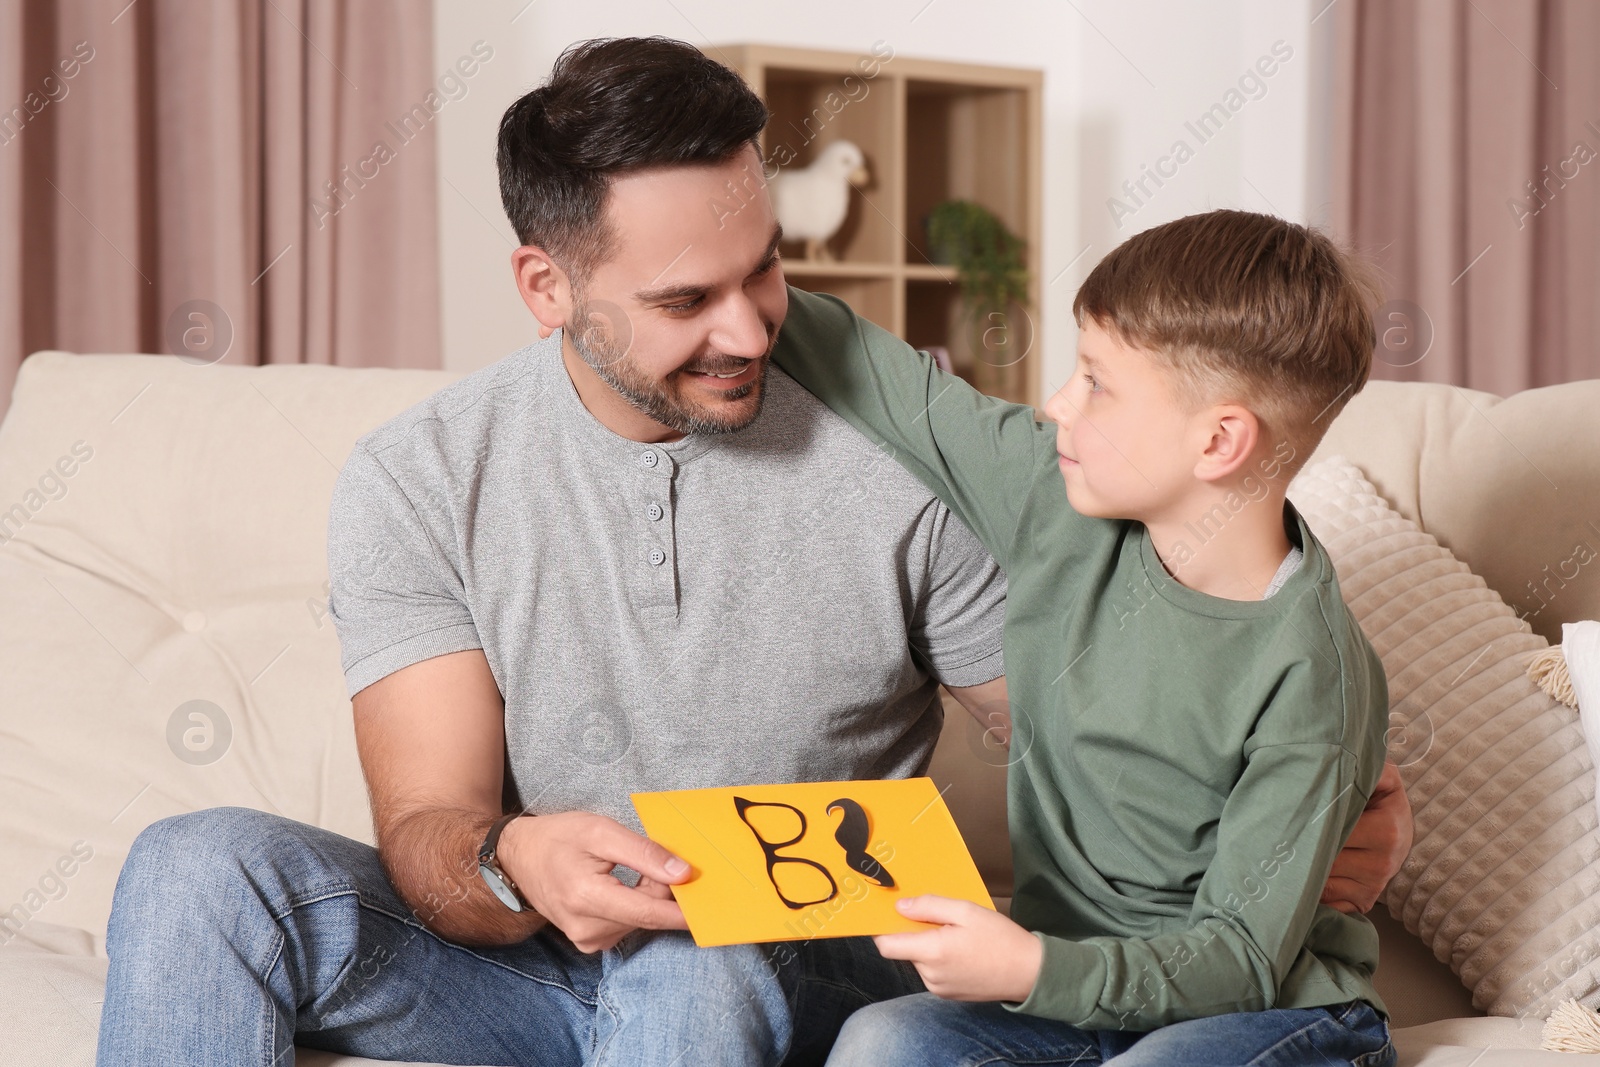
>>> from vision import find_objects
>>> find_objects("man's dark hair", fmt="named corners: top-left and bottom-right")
top-left (497, 37), bottom-right (769, 288)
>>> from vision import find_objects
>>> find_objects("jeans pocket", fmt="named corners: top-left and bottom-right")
top-left (1352, 1042), bottom-right (1397, 1067)
top-left (1336, 1001), bottom-right (1396, 1067)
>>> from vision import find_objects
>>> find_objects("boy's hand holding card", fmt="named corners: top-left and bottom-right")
top-left (631, 777), bottom-right (993, 947)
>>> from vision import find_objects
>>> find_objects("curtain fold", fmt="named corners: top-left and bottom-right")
top-left (0, 0), bottom-right (441, 420)
top-left (1331, 0), bottom-right (1600, 391)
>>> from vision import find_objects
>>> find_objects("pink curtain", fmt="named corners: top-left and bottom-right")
top-left (0, 0), bottom-right (441, 420)
top-left (1330, 0), bottom-right (1600, 391)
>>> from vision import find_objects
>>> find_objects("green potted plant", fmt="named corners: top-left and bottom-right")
top-left (925, 200), bottom-right (1032, 395)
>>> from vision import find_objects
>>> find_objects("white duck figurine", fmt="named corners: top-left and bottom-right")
top-left (770, 140), bottom-right (870, 261)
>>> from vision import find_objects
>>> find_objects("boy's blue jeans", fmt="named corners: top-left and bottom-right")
top-left (826, 992), bottom-right (1396, 1067)
top-left (94, 806), bottom-right (924, 1067)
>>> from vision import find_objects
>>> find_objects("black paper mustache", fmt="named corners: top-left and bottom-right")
top-left (826, 797), bottom-right (896, 889)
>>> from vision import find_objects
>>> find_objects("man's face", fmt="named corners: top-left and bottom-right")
top-left (567, 143), bottom-right (788, 436)
top-left (1042, 317), bottom-right (1204, 524)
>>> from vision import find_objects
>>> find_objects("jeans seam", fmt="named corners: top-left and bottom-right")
top-left (261, 928), bottom-right (287, 1067)
top-left (971, 1051), bottom-right (1100, 1066)
top-left (266, 883), bottom-right (374, 922)
top-left (1335, 1000), bottom-right (1393, 1067)
top-left (1352, 1037), bottom-right (1396, 1067)
top-left (1241, 1010), bottom-right (1335, 1066)
top-left (276, 887), bottom-right (599, 1007)
top-left (592, 985), bottom-right (621, 1065)
top-left (593, 964), bottom-right (777, 1067)
top-left (592, 939), bottom-right (799, 1067)
top-left (798, 975), bottom-right (877, 1002)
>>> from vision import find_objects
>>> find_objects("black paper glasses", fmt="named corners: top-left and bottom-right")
top-left (733, 796), bottom-right (839, 910)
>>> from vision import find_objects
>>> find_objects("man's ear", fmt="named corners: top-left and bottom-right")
top-left (1193, 404), bottom-right (1261, 483)
top-left (511, 245), bottom-right (572, 340)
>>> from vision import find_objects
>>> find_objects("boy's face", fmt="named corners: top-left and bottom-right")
top-left (1043, 317), bottom-right (1206, 523)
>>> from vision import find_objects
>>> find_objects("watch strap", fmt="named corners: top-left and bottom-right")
top-left (477, 812), bottom-right (533, 912)
top-left (478, 811), bottom-right (522, 865)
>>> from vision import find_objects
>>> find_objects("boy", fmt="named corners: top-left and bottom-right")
top-left (770, 210), bottom-right (1396, 1066)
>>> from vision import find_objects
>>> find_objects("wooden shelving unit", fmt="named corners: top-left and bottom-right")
top-left (714, 44), bottom-right (1044, 407)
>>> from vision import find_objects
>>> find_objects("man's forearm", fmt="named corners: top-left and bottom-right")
top-left (1321, 760), bottom-right (1412, 913)
top-left (945, 676), bottom-right (1009, 729)
top-left (375, 805), bottom-right (548, 948)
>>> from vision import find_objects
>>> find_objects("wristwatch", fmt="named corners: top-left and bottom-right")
top-left (477, 812), bottom-right (531, 913)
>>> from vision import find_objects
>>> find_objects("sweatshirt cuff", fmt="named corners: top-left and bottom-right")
top-left (1004, 932), bottom-right (1108, 1026)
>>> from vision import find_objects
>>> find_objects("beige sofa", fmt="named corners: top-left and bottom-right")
top-left (0, 348), bottom-right (1596, 1066)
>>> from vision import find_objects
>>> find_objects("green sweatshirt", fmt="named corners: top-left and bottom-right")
top-left (771, 285), bottom-right (1389, 1031)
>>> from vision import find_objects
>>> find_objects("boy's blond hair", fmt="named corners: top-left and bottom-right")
top-left (1073, 209), bottom-right (1384, 474)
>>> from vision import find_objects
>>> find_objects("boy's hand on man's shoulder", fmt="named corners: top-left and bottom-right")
top-left (873, 895), bottom-right (1043, 1003)
top-left (1321, 761), bottom-right (1413, 914)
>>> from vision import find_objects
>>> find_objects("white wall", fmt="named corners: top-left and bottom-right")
top-left (432, 0), bottom-right (1329, 399)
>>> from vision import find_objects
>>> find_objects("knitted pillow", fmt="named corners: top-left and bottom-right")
top-left (1286, 454), bottom-right (1600, 1017)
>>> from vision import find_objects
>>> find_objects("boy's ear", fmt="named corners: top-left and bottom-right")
top-left (511, 244), bottom-right (573, 340)
top-left (1193, 404), bottom-right (1261, 483)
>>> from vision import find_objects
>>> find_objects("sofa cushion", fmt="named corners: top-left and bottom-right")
top-left (0, 351), bottom-right (461, 945)
top-left (0, 921), bottom-right (103, 1066)
top-left (1288, 454), bottom-right (1600, 1017)
top-left (1394, 1017), bottom-right (1600, 1064)
top-left (0, 920), bottom-right (464, 1067)
top-left (1305, 379), bottom-right (1600, 647)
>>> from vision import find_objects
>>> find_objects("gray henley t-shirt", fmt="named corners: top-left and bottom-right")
top-left (326, 329), bottom-right (1006, 831)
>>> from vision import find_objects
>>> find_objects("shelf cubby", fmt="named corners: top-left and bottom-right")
top-left (714, 44), bottom-right (1043, 407)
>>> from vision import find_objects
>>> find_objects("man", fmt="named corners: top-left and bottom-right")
top-left (95, 36), bottom-right (1409, 1067)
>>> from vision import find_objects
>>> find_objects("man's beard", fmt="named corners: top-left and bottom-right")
top-left (567, 294), bottom-right (774, 436)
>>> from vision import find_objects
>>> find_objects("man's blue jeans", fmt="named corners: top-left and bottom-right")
top-left (94, 807), bottom-right (924, 1066)
top-left (825, 992), bottom-right (1396, 1067)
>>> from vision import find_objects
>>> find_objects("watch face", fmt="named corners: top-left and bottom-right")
top-left (478, 863), bottom-right (524, 913)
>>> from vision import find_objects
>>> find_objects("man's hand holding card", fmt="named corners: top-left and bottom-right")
top-left (631, 777), bottom-right (994, 948)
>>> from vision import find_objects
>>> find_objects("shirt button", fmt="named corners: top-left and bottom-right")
top-left (640, 450), bottom-right (659, 468)
top-left (646, 503), bottom-right (664, 521)
top-left (648, 548), bottom-right (666, 566)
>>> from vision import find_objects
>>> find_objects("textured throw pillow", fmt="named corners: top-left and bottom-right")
top-left (1287, 454), bottom-right (1600, 1018)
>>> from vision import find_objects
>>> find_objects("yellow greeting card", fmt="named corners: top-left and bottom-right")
top-left (631, 777), bottom-right (994, 947)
